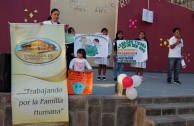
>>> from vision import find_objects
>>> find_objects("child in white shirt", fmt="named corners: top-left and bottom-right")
top-left (69, 49), bottom-right (92, 72)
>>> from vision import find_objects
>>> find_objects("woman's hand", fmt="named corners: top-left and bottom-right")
top-left (65, 24), bottom-right (69, 32)
top-left (71, 53), bottom-right (74, 57)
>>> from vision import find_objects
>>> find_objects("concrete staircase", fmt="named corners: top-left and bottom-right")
top-left (135, 96), bottom-right (194, 126)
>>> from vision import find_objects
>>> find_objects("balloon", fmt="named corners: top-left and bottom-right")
top-left (122, 76), bottom-right (133, 88)
top-left (117, 74), bottom-right (127, 85)
top-left (131, 75), bottom-right (142, 87)
top-left (126, 87), bottom-right (137, 100)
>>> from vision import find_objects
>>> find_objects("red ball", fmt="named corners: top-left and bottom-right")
top-left (122, 76), bottom-right (133, 88)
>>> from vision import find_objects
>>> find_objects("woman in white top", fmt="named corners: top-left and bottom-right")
top-left (94, 28), bottom-right (112, 81)
top-left (42, 8), bottom-right (61, 25)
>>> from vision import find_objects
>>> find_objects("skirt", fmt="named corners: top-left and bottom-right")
top-left (94, 57), bottom-right (109, 65)
top-left (130, 61), bottom-right (146, 68)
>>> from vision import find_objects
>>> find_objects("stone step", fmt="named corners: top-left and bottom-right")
top-left (137, 96), bottom-right (194, 104)
top-left (141, 103), bottom-right (194, 116)
top-left (145, 114), bottom-right (194, 126)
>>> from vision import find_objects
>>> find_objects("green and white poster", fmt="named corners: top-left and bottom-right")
top-left (117, 40), bottom-right (148, 63)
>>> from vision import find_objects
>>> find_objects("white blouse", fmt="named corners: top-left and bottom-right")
top-left (69, 58), bottom-right (92, 72)
top-left (43, 20), bottom-right (58, 25)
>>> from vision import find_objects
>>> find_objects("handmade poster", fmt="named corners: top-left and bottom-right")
top-left (67, 70), bottom-right (93, 94)
top-left (74, 34), bottom-right (108, 57)
top-left (10, 23), bottom-right (68, 125)
top-left (117, 40), bottom-right (148, 63)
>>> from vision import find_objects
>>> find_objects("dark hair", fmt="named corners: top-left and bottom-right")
top-left (139, 31), bottom-right (148, 41)
top-left (101, 28), bottom-right (108, 33)
top-left (173, 27), bottom-right (180, 33)
top-left (47, 8), bottom-right (60, 20)
top-left (115, 31), bottom-right (124, 40)
top-left (139, 31), bottom-right (145, 35)
top-left (68, 27), bottom-right (75, 34)
top-left (77, 48), bottom-right (86, 59)
top-left (93, 39), bottom-right (99, 43)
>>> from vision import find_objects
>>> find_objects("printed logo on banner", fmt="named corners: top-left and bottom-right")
top-left (10, 24), bottom-right (68, 124)
top-left (15, 38), bottom-right (61, 64)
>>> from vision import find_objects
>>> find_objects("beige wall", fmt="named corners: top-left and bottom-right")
top-left (51, 0), bottom-right (117, 67)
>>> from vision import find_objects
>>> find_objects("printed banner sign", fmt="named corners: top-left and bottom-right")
top-left (117, 40), bottom-right (148, 63)
top-left (10, 23), bottom-right (68, 125)
top-left (67, 70), bottom-right (93, 94)
top-left (74, 34), bottom-right (108, 57)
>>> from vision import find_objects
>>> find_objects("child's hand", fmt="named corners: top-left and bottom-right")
top-left (89, 69), bottom-right (93, 71)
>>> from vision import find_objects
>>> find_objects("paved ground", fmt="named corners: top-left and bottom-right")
top-left (92, 69), bottom-right (194, 97)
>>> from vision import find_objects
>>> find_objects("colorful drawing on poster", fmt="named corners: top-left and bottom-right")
top-left (74, 34), bottom-right (108, 57)
top-left (129, 19), bottom-right (137, 29)
top-left (159, 38), bottom-right (169, 47)
top-left (71, 82), bottom-right (88, 94)
top-left (117, 40), bottom-right (148, 63)
top-left (67, 70), bottom-right (93, 94)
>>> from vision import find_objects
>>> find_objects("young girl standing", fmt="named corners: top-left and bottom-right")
top-left (66, 27), bottom-right (75, 77)
top-left (94, 28), bottom-right (112, 80)
top-left (113, 31), bottom-right (124, 81)
top-left (69, 49), bottom-right (92, 72)
top-left (130, 31), bottom-right (148, 81)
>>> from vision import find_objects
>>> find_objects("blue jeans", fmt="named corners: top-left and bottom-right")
top-left (167, 58), bottom-right (181, 81)
top-left (113, 57), bottom-right (124, 78)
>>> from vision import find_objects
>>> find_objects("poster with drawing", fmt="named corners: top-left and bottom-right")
top-left (74, 34), bottom-right (108, 57)
top-left (117, 40), bottom-right (148, 63)
top-left (67, 70), bottom-right (93, 94)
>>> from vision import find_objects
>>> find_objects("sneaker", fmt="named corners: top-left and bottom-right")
top-left (102, 77), bottom-right (106, 80)
top-left (174, 80), bottom-right (181, 84)
top-left (114, 78), bottom-right (117, 81)
top-left (167, 80), bottom-right (171, 84)
top-left (97, 76), bottom-right (101, 81)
